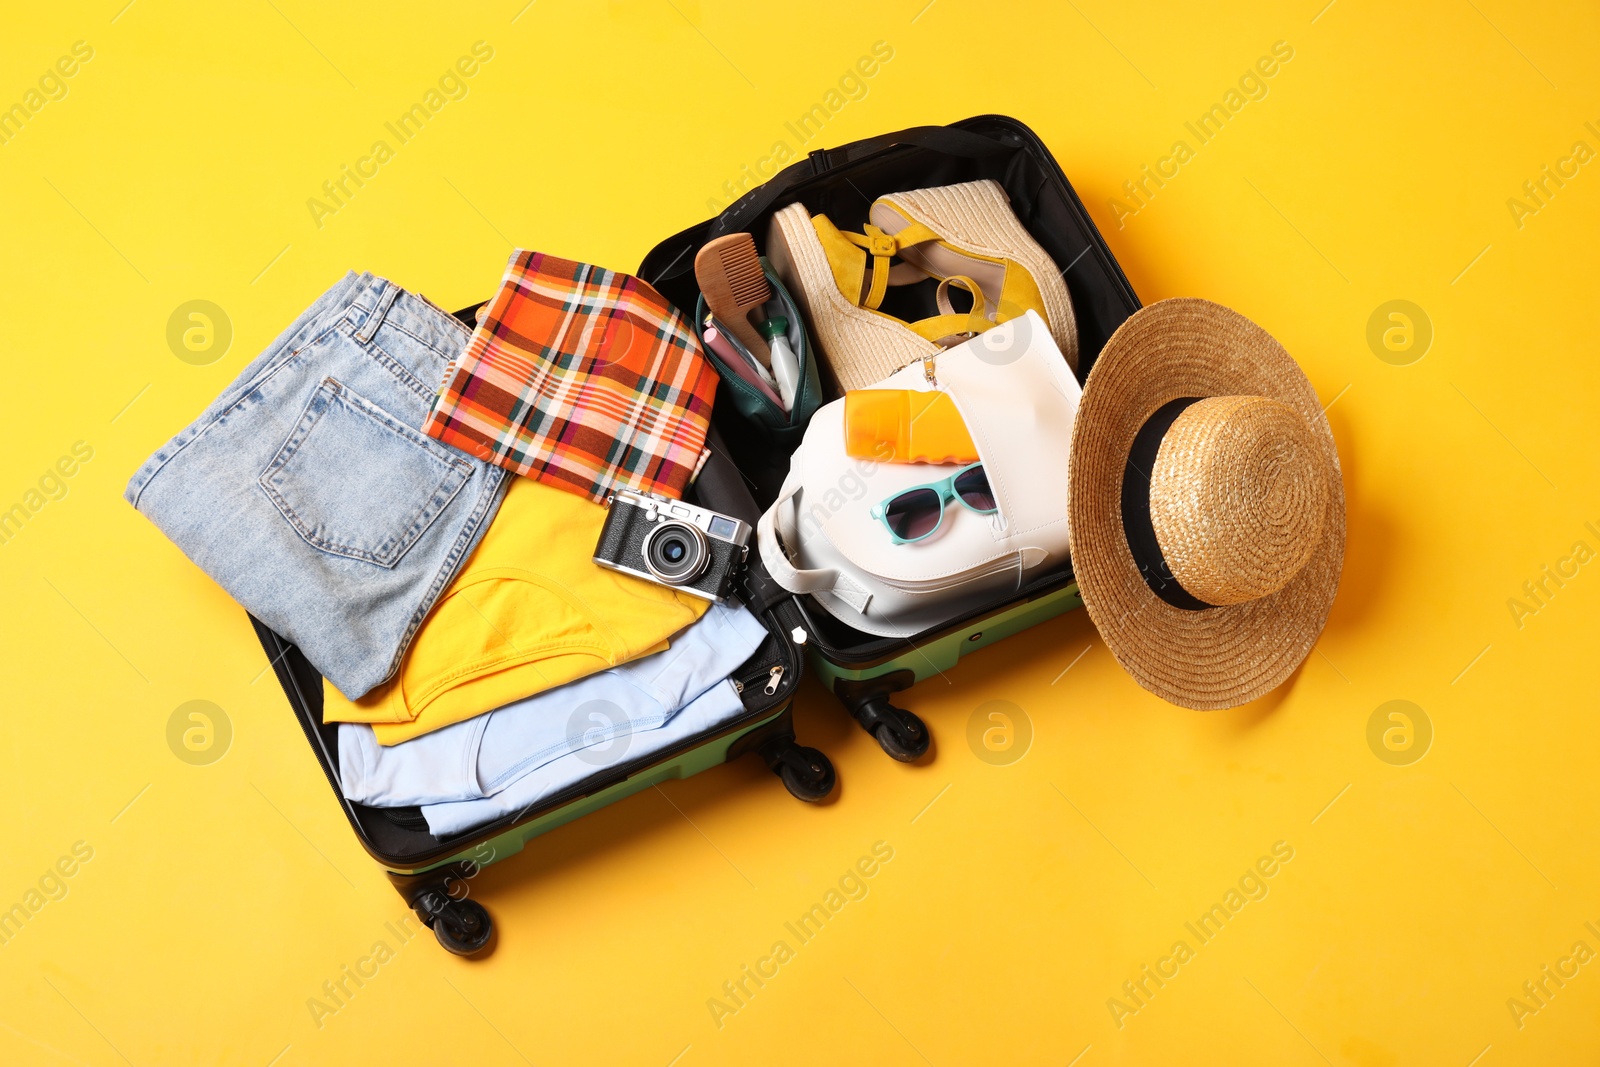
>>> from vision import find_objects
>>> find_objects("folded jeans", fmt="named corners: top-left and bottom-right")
top-left (125, 272), bottom-right (509, 699)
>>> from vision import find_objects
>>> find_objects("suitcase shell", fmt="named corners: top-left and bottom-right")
top-left (639, 114), bottom-right (1141, 760)
top-left (253, 385), bottom-right (833, 956)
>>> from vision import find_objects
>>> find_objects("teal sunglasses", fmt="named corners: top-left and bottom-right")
top-left (870, 462), bottom-right (998, 544)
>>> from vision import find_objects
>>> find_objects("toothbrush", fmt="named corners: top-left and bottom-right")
top-left (704, 314), bottom-right (779, 388)
top-left (759, 317), bottom-right (800, 412)
top-left (704, 322), bottom-right (782, 405)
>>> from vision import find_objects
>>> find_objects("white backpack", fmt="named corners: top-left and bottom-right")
top-left (757, 312), bottom-right (1080, 638)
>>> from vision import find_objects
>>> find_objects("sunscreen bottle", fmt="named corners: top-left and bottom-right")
top-left (844, 389), bottom-right (979, 464)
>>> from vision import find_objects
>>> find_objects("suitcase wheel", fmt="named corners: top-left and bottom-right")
top-left (773, 743), bottom-right (837, 803)
top-left (873, 713), bottom-right (929, 762)
top-left (428, 897), bottom-right (494, 957)
top-left (852, 695), bottom-right (930, 763)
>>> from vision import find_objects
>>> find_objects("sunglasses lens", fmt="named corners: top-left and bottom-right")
top-left (883, 487), bottom-right (942, 541)
top-left (953, 466), bottom-right (997, 512)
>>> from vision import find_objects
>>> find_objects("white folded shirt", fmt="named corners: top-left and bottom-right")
top-left (420, 678), bottom-right (748, 836)
top-left (338, 600), bottom-right (768, 809)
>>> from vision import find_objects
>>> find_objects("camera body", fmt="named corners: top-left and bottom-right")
top-left (593, 490), bottom-right (751, 602)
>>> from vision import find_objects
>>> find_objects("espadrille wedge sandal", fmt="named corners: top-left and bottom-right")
top-left (767, 178), bottom-right (1078, 392)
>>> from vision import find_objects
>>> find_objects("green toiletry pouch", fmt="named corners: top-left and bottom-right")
top-left (696, 259), bottom-right (823, 451)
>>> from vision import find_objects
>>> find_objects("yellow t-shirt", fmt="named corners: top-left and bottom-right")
top-left (322, 476), bottom-right (709, 745)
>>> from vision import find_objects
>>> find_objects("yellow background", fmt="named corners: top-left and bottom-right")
top-left (2, 1), bottom-right (1596, 1063)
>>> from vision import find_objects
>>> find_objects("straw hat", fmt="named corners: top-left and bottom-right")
top-left (1067, 298), bottom-right (1344, 710)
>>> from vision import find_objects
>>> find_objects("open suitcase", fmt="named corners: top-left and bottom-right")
top-left (641, 114), bottom-right (1142, 760)
top-left (254, 114), bottom-right (1140, 953)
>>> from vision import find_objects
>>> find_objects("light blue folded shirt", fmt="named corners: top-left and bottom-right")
top-left (420, 678), bottom-right (748, 836)
top-left (338, 600), bottom-right (767, 810)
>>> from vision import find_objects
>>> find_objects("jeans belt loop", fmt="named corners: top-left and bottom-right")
top-left (353, 280), bottom-right (402, 345)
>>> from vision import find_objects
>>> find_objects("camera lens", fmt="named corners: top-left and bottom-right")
top-left (643, 521), bottom-right (708, 585)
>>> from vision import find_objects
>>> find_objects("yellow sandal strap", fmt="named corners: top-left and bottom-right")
top-left (852, 225), bottom-right (894, 309)
top-left (809, 216), bottom-right (1010, 345)
top-left (812, 215), bottom-right (870, 307)
top-left (906, 312), bottom-right (990, 344)
top-left (813, 215), bottom-right (943, 309)
top-left (843, 222), bottom-right (939, 308)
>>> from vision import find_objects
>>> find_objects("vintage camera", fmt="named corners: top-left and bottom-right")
top-left (593, 490), bottom-right (751, 602)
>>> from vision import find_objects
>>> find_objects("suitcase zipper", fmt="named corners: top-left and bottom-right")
top-left (734, 662), bottom-right (786, 697)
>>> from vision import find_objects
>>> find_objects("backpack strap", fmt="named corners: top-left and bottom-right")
top-left (757, 479), bottom-right (873, 613)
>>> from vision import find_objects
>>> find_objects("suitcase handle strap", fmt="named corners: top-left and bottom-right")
top-left (807, 124), bottom-right (1013, 171)
top-left (709, 125), bottom-right (1014, 248)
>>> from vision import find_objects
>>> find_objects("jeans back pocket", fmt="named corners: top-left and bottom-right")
top-left (260, 377), bottom-right (474, 568)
